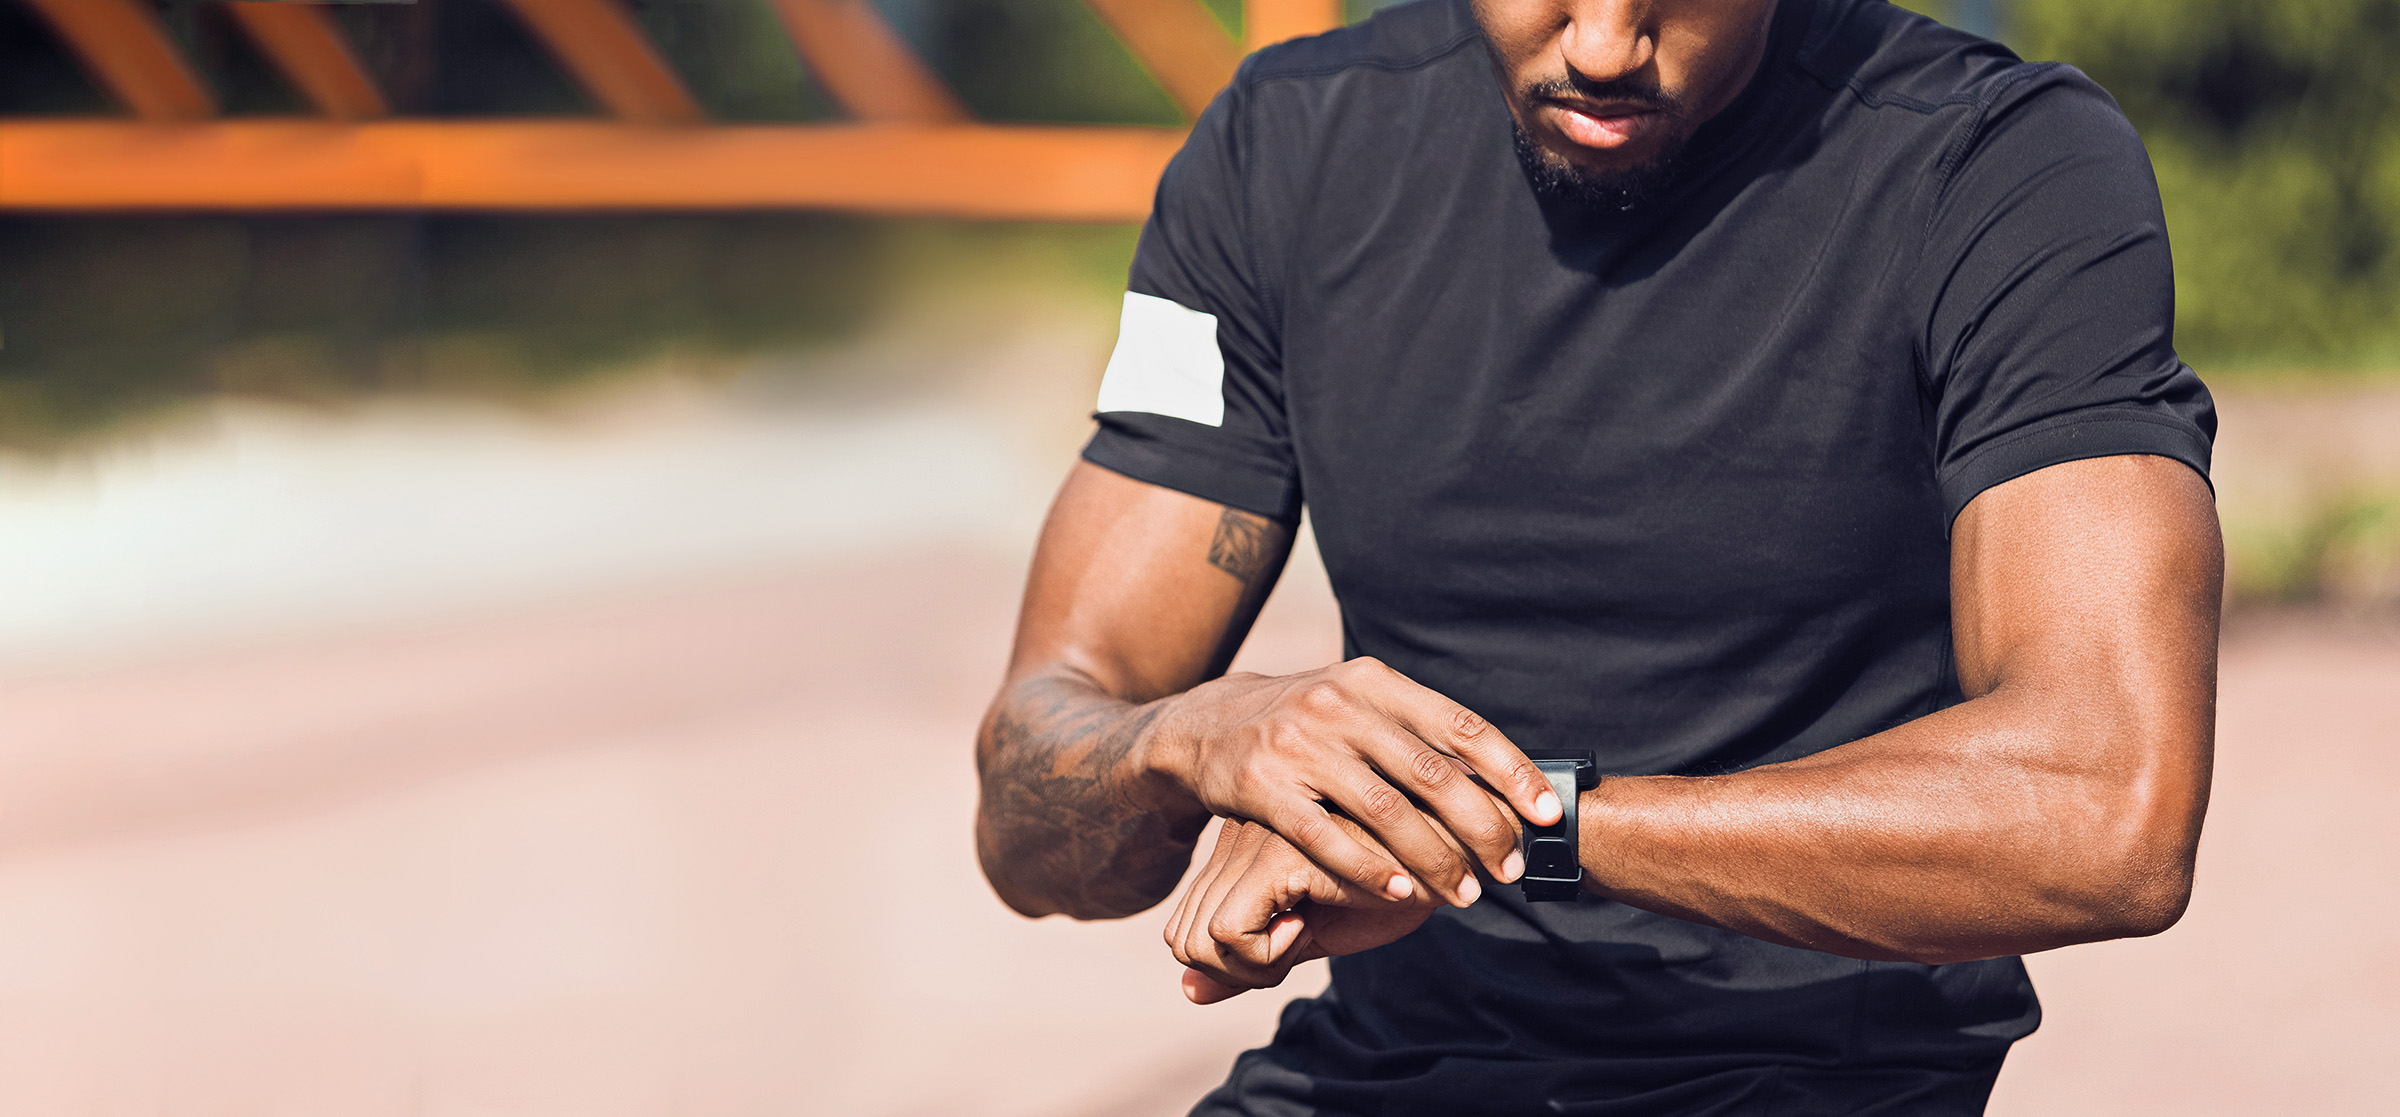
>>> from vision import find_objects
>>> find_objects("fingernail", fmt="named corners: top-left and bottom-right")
top-left (1387, 874), bottom-right (1414, 900)
top-left (1501, 850), bottom-right (1525, 883)
top-left (1456, 875), bottom-right (1482, 907)
top-left (1534, 790), bottom-right (1561, 824)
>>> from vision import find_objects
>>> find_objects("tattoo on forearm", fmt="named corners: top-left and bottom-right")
top-left (1207, 508), bottom-right (1275, 584)
top-left (977, 675), bottom-right (1203, 918)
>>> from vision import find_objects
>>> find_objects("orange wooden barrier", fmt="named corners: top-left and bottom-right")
top-left (225, 3), bottom-right (390, 120)
top-left (0, 0), bottom-right (1350, 216)
top-left (19, 0), bottom-right (215, 120)
top-left (768, 0), bottom-right (969, 122)
top-left (0, 121), bottom-right (1188, 219)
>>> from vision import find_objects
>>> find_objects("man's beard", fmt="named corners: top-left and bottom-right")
top-left (1513, 125), bottom-right (1688, 212)
top-left (1510, 78), bottom-right (1691, 212)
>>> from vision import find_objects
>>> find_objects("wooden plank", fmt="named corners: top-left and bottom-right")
top-left (225, 2), bottom-right (390, 120)
top-left (498, 0), bottom-right (703, 124)
top-left (1079, 0), bottom-right (1244, 119)
top-left (0, 120), bottom-right (1184, 220)
top-left (766, 0), bottom-right (968, 123)
top-left (18, 0), bottom-right (214, 121)
top-left (1243, 0), bottom-right (1344, 51)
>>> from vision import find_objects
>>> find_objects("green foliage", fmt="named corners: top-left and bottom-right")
top-left (1913, 0), bottom-right (2400, 372)
top-left (2228, 487), bottom-right (2400, 604)
top-left (2010, 0), bottom-right (2400, 371)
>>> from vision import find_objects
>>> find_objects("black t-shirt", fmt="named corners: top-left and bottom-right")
top-left (1081, 0), bottom-right (2215, 1113)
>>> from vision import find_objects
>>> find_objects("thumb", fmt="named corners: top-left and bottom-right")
top-left (1182, 966), bottom-right (1248, 1005)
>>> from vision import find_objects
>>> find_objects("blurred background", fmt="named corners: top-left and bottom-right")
top-left (0, 0), bottom-right (2392, 1113)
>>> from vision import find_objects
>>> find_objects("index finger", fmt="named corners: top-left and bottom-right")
top-left (1352, 660), bottom-right (1561, 827)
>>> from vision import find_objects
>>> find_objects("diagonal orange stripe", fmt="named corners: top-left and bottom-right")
top-left (20, 0), bottom-right (214, 121)
top-left (1080, 0), bottom-right (1245, 120)
top-left (1243, 0), bottom-right (1343, 52)
top-left (499, 0), bottom-right (704, 124)
top-left (225, 2), bottom-right (389, 120)
top-left (768, 0), bottom-right (967, 123)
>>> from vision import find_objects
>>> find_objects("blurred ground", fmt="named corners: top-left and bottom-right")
top-left (0, 318), bottom-right (2392, 1113)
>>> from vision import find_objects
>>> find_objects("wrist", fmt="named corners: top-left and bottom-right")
top-left (1126, 690), bottom-right (1207, 817)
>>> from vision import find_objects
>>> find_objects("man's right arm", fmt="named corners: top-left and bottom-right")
top-left (975, 462), bottom-right (1561, 921)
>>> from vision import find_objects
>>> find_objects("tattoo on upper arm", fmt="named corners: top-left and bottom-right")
top-left (1207, 508), bottom-right (1275, 584)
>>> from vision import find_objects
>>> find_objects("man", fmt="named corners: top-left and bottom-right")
top-left (974, 0), bottom-right (2220, 1113)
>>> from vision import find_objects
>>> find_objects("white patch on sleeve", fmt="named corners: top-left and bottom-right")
top-left (1094, 292), bottom-right (1226, 427)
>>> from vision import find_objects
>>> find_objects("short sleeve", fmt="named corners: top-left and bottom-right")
top-left (1917, 66), bottom-right (2217, 524)
top-left (1080, 76), bottom-right (1302, 524)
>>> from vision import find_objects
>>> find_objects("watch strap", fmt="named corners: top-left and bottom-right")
top-left (1521, 756), bottom-right (1592, 902)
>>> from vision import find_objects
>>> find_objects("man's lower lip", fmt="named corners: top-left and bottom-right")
top-left (1548, 104), bottom-right (1655, 149)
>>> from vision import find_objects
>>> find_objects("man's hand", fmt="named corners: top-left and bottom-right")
top-left (1145, 655), bottom-right (1560, 908)
top-left (1166, 818), bottom-right (1445, 1004)
top-left (977, 463), bottom-right (1558, 921)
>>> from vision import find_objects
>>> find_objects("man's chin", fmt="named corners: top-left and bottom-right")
top-left (1514, 126), bottom-right (1687, 212)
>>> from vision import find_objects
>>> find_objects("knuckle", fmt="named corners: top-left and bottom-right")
top-left (1206, 915), bottom-right (1246, 948)
top-left (1284, 870), bottom-right (1316, 900)
top-left (1263, 720), bottom-right (1311, 757)
top-left (1406, 748), bottom-right (1455, 787)
top-left (1358, 781), bottom-right (1407, 822)
top-left (1295, 680), bottom-right (1352, 717)
top-left (1285, 812), bottom-right (1330, 850)
top-left (1449, 705), bottom-right (1490, 741)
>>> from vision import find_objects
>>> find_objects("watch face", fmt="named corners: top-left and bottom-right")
top-left (1525, 836), bottom-right (1577, 879)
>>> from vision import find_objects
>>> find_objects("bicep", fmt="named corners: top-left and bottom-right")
top-left (1948, 454), bottom-right (2221, 869)
top-left (1010, 461), bottom-right (1295, 702)
top-left (1950, 454), bottom-right (2220, 700)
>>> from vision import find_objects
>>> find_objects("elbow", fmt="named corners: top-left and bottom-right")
top-left (973, 808), bottom-right (1152, 923)
top-left (2022, 809), bottom-right (2202, 955)
top-left (973, 813), bottom-right (1067, 920)
top-left (2081, 848), bottom-right (2196, 942)
top-left (2027, 716), bottom-right (2212, 951)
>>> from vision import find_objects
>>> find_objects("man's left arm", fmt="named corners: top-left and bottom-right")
top-left (1581, 452), bottom-right (2219, 964)
top-left (1169, 451), bottom-right (2219, 1000)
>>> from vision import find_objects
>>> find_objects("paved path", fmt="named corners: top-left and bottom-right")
top-left (0, 535), bottom-right (2391, 1114)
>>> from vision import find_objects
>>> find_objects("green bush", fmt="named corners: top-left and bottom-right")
top-left (1918, 0), bottom-right (2400, 372)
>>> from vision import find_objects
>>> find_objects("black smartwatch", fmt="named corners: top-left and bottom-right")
top-left (1521, 752), bottom-right (1599, 902)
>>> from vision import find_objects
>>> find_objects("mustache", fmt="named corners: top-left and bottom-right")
top-left (1520, 76), bottom-right (1681, 114)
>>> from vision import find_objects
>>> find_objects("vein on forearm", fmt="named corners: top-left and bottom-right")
top-left (976, 671), bottom-right (1207, 920)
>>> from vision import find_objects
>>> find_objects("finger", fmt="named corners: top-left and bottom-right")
top-left (1310, 759), bottom-right (1478, 907)
top-left (1182, 822), bottom-right (1281, 977)
top-left (1182, 966), bottom-right (1247, 1005)
top-left (1189, 823), bottom-right (1271, 955)
top-left (1263, 799), bottom-right (1416, 902)
top-left (1169, 819), bottom-right (1252, 966)
top-left (1349, 658), bottom-right (1560, 828)
top-left (1209, 858), bottom-right (1328, 970)
top-left (1335, 715), bottom-right (1519, 892)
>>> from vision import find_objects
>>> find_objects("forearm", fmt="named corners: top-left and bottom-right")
top-left (975, 668), bottom-right (1211, 920)
top-left (1579, 684), bottom-right (2211, 963)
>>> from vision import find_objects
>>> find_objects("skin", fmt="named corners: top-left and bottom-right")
top-left (1169, 454), bottom-right (2222, 1003)
top-left (1476, 0), bottom-right (1781, 189)
top-left (976, 463), bottom-right (1559, 921)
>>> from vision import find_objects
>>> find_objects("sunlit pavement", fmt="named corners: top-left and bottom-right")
top-left (0, 537), bottom-right (2391, 1114)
